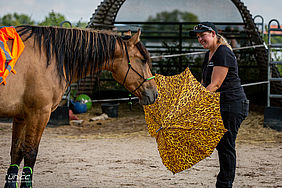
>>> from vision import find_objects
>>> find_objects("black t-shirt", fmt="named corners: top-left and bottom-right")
top-left (202, 45), bottom-right (246, 103)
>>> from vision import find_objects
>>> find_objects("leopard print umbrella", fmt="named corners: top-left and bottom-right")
top-left (144, 67), bottom-right (227, 174)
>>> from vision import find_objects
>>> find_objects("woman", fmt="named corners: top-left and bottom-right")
top-left (189, 22), bottom-right (249, 188)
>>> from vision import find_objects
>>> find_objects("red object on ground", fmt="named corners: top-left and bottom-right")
top-left (69, 109), bottom-right (79, 120)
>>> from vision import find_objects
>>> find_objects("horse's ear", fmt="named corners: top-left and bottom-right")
top-left (128, 29), bottom-right (141, 46)
top-left (124, 30), bottom-right (132, 36)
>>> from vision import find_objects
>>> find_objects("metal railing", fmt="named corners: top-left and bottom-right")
top-left (114, 21), bottom-right (256, 77)
top-left (267, 19), bottom-right (282, 107)
top-left (254, 15), bottom-right (264, 39)
top-left (64, 21), bottom-right (266, 101)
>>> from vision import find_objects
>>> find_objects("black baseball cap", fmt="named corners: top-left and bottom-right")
top-left (189, 22), bottom-right (218, 37)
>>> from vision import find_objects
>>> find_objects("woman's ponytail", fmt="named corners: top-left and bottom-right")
top-left (217, 34), bottom-right (232, 50)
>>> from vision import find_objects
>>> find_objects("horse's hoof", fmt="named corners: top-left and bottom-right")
top-left (4, 165), bottom-right (19, 188)
top-left (20, 167), bottom-right (32, 188)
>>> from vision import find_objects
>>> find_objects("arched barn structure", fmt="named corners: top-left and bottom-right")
top-left (82, 0), bottom-right (281, 106)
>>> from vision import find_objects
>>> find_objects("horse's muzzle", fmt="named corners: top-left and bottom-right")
top-left (140, 89), bottom-right (158, 105)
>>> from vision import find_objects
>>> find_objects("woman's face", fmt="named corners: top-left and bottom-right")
top-left (196, 31), bottom-right (216, 49)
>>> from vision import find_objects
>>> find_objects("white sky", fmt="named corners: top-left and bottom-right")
top-left (0, 0), bottom-right (281, 25)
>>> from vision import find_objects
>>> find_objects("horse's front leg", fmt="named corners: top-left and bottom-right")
top-left (20, 108), bottom-right (51, 188)
top-left (4, 118), bottom-right (26, 188)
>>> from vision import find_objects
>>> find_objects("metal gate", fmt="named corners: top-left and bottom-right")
top-left (264, 19), bottom-right (282, 131)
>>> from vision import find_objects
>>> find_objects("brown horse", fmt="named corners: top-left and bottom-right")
top-left (1, 25), bottom-right (158, 188)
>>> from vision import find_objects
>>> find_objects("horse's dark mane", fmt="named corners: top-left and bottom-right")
top-left (16, 25), bottom-right (125, 84)
top-left (136, 42), bottom-right (151, 68)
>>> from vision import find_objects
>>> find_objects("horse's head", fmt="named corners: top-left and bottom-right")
top-left (111, 30), bottom-right (158, 105)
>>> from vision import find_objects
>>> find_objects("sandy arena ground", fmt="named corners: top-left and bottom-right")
top-left (0, 103), bottom-right (281, 188)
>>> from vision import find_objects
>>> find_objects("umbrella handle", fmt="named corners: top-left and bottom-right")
top-left (156, 127), bottom-right (163, 133)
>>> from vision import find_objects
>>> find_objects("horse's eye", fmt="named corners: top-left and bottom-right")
top-left (141, 59), bottom-right (147, 64)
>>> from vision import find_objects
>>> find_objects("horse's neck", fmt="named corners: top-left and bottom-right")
top-left (70, 60), bottom-right (112, 85)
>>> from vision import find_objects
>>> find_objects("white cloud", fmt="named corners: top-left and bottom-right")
top-left (242, 0), bottom-right (282, 24)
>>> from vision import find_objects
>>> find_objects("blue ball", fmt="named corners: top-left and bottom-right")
top-left (72, 101), bottom-right (87, 114)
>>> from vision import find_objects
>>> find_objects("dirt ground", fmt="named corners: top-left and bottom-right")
top-left (0, 102), bottom-right (282, 188)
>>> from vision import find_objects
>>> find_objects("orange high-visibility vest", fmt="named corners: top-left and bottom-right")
top-left (0, 26), bottom-right (25, 85)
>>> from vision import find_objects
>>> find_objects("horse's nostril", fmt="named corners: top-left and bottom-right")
top-left (147, 95), bottom-right (151, 103)
top-left (141, 90), bottom-right (158, 105)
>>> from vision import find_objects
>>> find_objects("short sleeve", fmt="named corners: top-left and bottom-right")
top-left (212, 45), bottom-right (236, 68)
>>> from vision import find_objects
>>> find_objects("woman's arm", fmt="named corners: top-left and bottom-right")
top-left (206, 66), bottom-right (228, 92)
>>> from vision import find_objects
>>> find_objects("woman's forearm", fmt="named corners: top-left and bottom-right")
top-left (206, 83), bottom-right (220, 92)
top-left (206, 66), bottom-right (229, 92)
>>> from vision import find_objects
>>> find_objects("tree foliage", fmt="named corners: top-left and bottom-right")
top-left (0, 10), bottom-right (88, 28)
top-left (147, 9), bottom-right (199, 22)
top-left (38, 10), bottom-right (66, 26)
top-left (143, 10), bottom-right (199, 35)
top-left (75, 19), bottom-right (88, 28)
top-left (0, 13), bottom-right (34, 26)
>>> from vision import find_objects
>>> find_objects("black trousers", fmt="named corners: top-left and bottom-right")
top-left (216, 100), bottom-right (249, 188)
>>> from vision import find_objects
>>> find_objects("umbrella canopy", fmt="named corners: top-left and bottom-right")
top-left (144, 67), bottom-right (227, 174)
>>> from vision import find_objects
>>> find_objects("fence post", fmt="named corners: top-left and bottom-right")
top-left (179, 23), bottom-right (183, 72)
